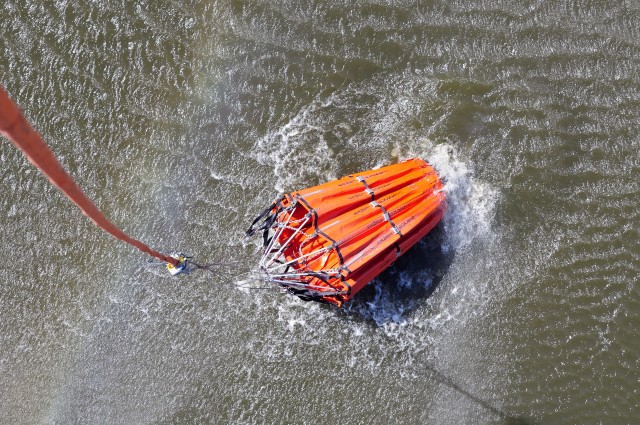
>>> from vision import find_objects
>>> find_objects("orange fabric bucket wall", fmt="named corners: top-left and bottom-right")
top-left (248, 158), bottom-right (446, 307)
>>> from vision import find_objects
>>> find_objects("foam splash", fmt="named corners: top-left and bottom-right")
top-left (253, 97), bottom-right (338, 192)
top-left (428, 143), bottom-right (499, 253)
top-left (251, 132), bottom-right (498, 331)
top-left (251, 72), bottom-right (440, 193)
top-left (249, 71), bottom-right (499, 330)
top-left (340, 143), bottom-right (499, 329)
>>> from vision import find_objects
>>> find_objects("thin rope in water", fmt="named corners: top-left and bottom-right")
top-left (149, 253), bottom-right (287, 291)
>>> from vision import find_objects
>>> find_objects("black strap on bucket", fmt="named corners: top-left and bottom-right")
top-left (245, 195), bottom-right (286, 238)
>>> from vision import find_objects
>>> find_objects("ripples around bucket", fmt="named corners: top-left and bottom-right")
top-left (2, 0), bottom-right (640, 423)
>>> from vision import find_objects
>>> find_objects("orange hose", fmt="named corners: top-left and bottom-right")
top-left (0, 85), bottom-right (179, 266)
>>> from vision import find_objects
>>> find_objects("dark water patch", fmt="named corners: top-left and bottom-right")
top-left (341, 223), bottom-right (454, 326)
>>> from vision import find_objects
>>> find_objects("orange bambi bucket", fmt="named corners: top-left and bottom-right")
top-left (247, 158), bottom-right (447, 307)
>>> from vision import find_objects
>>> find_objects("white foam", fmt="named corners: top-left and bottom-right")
top-left (428, 143), bottom-right (499, 253)
top-left (332, 143), bottom-right (500, 331)
top-left (248, 72), bottom-right (499, 335)
top-left (252, 97), bottom-right (338, 192)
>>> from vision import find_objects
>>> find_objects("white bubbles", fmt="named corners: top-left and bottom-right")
top-left (251, 83), bottom-right (499, 334)
top-left (429, 143), bottom-right (499, 253)
top-left (252, 97), bottom-right (338, 192)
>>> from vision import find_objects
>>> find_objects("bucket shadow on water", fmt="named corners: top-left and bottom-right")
top-left (418, 364), bottom-right (538, 425)
top-left (333, 223), bottom-right (536, 425)
top-left (337, 222), bottom-right (453, 325)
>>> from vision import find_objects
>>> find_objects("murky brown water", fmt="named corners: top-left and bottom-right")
top-left (1, 1), bottom-right (639, 423)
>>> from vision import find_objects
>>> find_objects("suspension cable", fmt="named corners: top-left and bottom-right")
top-left (0, 85), bottom-right (179, 266)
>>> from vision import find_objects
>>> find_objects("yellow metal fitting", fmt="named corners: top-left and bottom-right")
top-left (167, 253), bottom-right (187, 276)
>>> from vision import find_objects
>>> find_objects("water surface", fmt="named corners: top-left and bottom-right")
top-left (1, 1), bottom-right (639, 424)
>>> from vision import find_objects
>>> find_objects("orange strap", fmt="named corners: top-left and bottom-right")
top-left (0, 85), bottom-right (179, 266)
